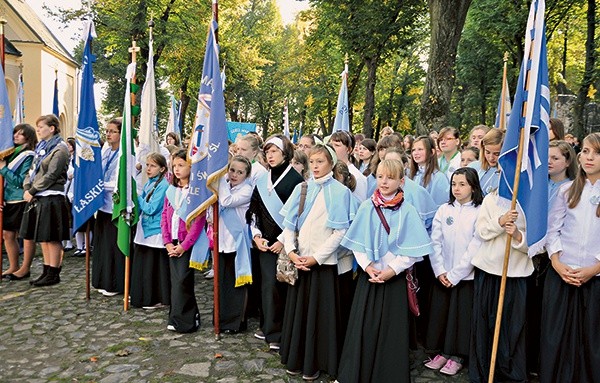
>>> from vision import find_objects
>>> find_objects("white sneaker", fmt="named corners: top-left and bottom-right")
top-left (143, 303), bottom-right (167, 310)
top-left (167, 325), bottom-right (176, 331)
top-left (101, 290), bottom-right (119, 297)
top-left (204, 269), bottom-right (214, 279)
top-left (97, 289), bottom-right (107, 294)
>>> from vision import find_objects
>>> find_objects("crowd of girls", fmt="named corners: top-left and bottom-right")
top-left (2, 113), bottom-right (598, 383)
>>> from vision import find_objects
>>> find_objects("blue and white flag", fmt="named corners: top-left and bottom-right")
top-left (14, 73), bottom-right (25, 125)
top-left (185, 20), bottom-right (228, 227)
top-left (498, 0), bottom-right (550, 255)
top-left (495, 74), bottom-right (512, 130)
top-left (0, 64), bottom-right (14, 158)
top-left (283, 98), bottom-right (290, 138)
top-left (332, 62), bottom-right (349, 132)
top-left (52, 73), bottom-right (59, 116)
top-left (72, 21), bottom-right (104, 233)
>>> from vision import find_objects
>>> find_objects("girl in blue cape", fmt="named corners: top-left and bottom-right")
top-left (409, 135), bottom-right (449, 207)
top-left (130, 153), bottom-right (170, 309)
top-left (279, 144), bottom-right (358, 381)
top-left (338, 159), bottom-right (433, 383)
top-left (216, 155), bottom-right (254, 333)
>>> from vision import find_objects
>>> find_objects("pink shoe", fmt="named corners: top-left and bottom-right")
top-left (424, 354), bottom-right (448, 370)
top-left (440, 359), bottom-right (463, 376)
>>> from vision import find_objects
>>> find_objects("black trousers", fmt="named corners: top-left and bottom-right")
top-left (168, 249), bottom-right (200, 333)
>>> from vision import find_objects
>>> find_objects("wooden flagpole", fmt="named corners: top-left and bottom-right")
top-left (0, 18), bottom-right (7, 280)
top-left (212, 0), bottom-right (221, 340)
top-left (124, 39), bottom-right (140, 311)
top-left (498, 52), bottom-right (509, 130)
top-left (85, 221), bottom-right (91, 300)
top-left (488, 31), bottom-right (535, 383)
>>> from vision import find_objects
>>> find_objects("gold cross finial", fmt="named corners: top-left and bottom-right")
top-left (503, 51), bottom-right (509, 62)
top-left (128, 40), bottom-right (141, 63)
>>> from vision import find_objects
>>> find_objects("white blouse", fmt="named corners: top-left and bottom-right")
top-left (546, 179), bottom-right (600, 271)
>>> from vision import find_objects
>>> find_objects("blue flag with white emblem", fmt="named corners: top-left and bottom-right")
top-left (498, 0), bottom-right (549, 255)
top-left (332, 63), bottom-right (349, 132)
top-left (185, 20), bottom-right (228, 227)
top-left (72, 22), bottom-right (104, 233)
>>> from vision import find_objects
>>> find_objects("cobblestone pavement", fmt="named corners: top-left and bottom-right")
top-left (1, 253), bottom-right (477, 382)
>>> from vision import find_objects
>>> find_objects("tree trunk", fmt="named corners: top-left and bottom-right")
top-left (572, 0), bottom-right (595, 139)
top-left (363, 56), bottom-right (378, 138)
top-left (418, 0), bottom-right (472, 135)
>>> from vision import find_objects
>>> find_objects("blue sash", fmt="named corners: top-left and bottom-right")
top-left (479, 166), bottom-right (500, 195)
top-left (256, 173), bottom-right (285, 229)
top-left (165, 185), bottom-right (189, 219)
top-left (190, 228), bottom-right (211, 271)
top-left (222, 207), bottom-right (253, 287)
top-left (341, 200), bottom-right (433, 262)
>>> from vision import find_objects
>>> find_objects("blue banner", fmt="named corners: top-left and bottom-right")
top-left (227, 121), bottom-right (256, 142)
top-left (498, 0), bottom-right (549, 255)
top-left (185, 20), bottom-right (229, 226)
top-left (71, 22), bottom-right (104, 233)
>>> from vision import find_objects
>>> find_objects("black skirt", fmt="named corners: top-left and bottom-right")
top-left (20, 195), bottom-right (70, 242)
top-left (338, 271), bottom-right (410, 383)
top-left (469, 269), bottom-right (527, 383)
top-left (92, 211), bottom-right (128, 293)
top-left (539, 267), bottom-right (600, 383)
top-left (280, 264), bottom-right (342, 377)
top-left (130, 244), bottom-right (171, 308)
top-left (425, 279), bottom-right (474, 358)
top-left (217, 251), bottom-right (248, 332)
top-left (257, 250), bottom-right (288, 343)
top-left (168, 249), bottom-right (200, 333)
top-left (3, 202), bottom-right (26, 232)
top-left (526, 252), bottom-right (550, 373)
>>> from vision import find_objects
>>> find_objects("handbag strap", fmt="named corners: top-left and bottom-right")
top-left (373, 202), bottom-right (391, 234)
top-left (295, 182), bottom-right (308, 232)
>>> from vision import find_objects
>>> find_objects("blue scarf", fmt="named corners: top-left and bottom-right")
top-left (221, 207), bottom-right (253, 287)
top-left (341, 199), bottom-right (433, 262)
top-left (30, 134), bottom-right (65, 180)
top-left (256, 171), bottom-right (286, 229)
top-left (280, 173), bottom-right (358, 231)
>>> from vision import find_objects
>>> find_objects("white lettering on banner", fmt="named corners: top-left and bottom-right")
top-left (196, 171), bottom-right (208, 181)
top-left (73, 179), bottom-right (105, 213)
top-left (189, 186), bottom-right (201, 196)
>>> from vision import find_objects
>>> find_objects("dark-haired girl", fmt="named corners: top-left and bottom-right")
top-left (330, 131), bottom-right (367, 202)
top-left (247, 135), bottom-right (304, 350)
top-left (424, 167), bottom-right (483, 376)
top-left (131, 153), bottom-right (170, 309)
top-left (539, 132), bottom-right (600, 383)
top-left (0, 124), bottom-right (37, 280)
top-left (161, 149), bottom-right (204, 333)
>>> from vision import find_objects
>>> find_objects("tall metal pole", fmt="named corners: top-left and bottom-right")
top-left (211, 0), bottom-right (221, 340)
top-left (0, 18), bottom-right (7, 280)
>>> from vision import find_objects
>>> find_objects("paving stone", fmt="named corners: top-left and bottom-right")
top-left (179, 362), bottom-right (211, 377)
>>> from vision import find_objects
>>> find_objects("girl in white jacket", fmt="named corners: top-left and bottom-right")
top-left (424, 167), bottom-right (483, 376)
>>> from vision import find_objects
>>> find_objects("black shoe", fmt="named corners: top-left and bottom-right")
top-left (6, 272), bottom-right (30, 281)
top-left (30, 265), bottom-right (49, 285)
top-left (222, 329), bottom-right (239, 335)
top-left (33, 266), bottom-right (61, 287)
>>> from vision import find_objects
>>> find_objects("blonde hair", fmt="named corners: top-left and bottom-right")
top-left (377, 159), bottom-right (405, 180)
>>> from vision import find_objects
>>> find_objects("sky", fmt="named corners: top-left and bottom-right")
top-left (27, 0), bottom-right (311, 55)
